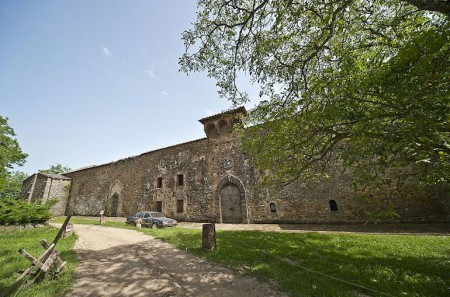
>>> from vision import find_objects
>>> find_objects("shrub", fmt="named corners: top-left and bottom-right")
top-left (0, 199), bottom-right (56, 225)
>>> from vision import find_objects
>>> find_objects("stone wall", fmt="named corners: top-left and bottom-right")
top-left (20, 174), bottom-right (48, 203)
top-left (61, 108), bottom-right (449, 223)
top-left (46, 179), bottom-right (71, 216)
top-left (20, 173), bottom-right (71, 216)
top-left (21, 175), bottom-right (35, 201)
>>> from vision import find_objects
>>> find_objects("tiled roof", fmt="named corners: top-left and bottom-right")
top-left (198, 106), bottom-right (247, 124)
top-left (64, 137), bottom-right (208, 175)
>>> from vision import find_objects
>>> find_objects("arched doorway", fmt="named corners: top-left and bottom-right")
top-left (220, 183), bottom-right (243, 223)
top-left (110, 193), bottom-right (119, 216)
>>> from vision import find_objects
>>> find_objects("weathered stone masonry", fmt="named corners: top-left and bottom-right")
top-left (22, 107), bottom-right (449, 223)
top-left (21, 172), bottom-right (71, 216)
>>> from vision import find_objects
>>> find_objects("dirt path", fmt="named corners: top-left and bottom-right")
top-left (67, 224), bottom-right (285, 297)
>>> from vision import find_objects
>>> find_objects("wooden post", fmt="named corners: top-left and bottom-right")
top-left (202, 223), bottom-right (216, 252)
top-left (1, 217), bottom-right (72, 297)
top-left (52, 215), bottom-right (72, 246)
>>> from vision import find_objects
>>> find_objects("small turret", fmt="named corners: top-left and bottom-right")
top-left (199, 107), bottom-right (247, 138)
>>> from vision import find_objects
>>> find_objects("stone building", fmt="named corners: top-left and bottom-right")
top-left (21, 172), bottom-right (71, 216)
top-left (21, 107), bottom-right (449, 223)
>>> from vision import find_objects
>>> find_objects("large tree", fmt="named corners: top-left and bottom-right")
top-left (0, 116), bottom-right (28, 198)
top-left (180, 0), bottom-right (449, 193)
top-left (1, 171), bottom-right (29, 199)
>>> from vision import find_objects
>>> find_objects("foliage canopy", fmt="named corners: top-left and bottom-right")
top-left (0, 171), bottom-right (29, 200)
top-left (39, 164), bottom-right (72, 175)
top-left (180, 0), bottom-right (450, 192)
top-left (0, 198), bottom-right (55, 225)
top-left (0, 116), bottom-right (28, 198)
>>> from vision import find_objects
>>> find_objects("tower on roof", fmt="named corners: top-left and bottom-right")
top-left (199, 107), bottom-right (247, 138)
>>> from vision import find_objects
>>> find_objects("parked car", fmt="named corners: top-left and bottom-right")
top-left (126, 211), bottom-right (177, 228)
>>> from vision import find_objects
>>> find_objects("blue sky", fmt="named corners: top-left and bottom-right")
top-left (0, 1), bottom-right (258, 175)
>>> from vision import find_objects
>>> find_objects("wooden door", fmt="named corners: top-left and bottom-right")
top-left (110, 193), bottom-right (119, 216)
top-left (156, 201), bottom-right (162, 212)
top-left (220, 184), bottom-right (242, 223)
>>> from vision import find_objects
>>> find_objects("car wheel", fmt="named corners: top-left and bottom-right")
top-left (151, 223), bottom-right (158, 229)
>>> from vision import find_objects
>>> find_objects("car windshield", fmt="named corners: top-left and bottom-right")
top-left (151, 212), bottom-right (165, 218)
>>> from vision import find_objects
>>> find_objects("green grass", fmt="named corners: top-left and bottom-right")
top-left (50, 217), bottom-right (450, 297)
top-left (139, 228), bottom-right (449, 297)
top-left (0, 226), bottom-right (78, 297)
top-left (51, 216), bottom-right (135, 229)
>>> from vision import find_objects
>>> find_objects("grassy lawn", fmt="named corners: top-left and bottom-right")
top-left (0, 226), bottom-right (78, 297)
top-left (51, 217), bottom-right (450, 297)
top-left (141, 228), bottom-right (449, 297)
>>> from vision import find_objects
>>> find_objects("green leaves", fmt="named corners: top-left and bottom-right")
top-left (0, 116), bottom-right (28, 199)
top-left (0, 116), bottom-right (27, 173)
top-left (0, 198), bottom-right (55, 225)
top-left (181, 1), bottom-right (449, 194)
top-left (0, 171), bottom-right (29, 200)
top-left (39, 164), bottom-right (72, 174)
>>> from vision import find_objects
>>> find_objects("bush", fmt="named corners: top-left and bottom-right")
top-left (0, 199), bottom-right (56, 225)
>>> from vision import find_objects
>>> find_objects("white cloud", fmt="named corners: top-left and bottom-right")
top-left (145, 67), bottom-right (157, 79)
top-left (159, 91), bottom-right (169, 96)
top-left (102, 46), bottom-right (112, 57)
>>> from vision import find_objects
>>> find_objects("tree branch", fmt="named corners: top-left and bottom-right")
top-left (402, 0), bottom-right (450, 16)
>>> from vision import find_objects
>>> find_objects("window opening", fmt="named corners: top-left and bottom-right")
top-left (329, 200), bottom-right (338, 211)
top-left (157, 177), bottom-right (163, 188)
top-left (269, 202), bottom-right (277, 213)
top-left (177, 174), bottom-right (184, 186)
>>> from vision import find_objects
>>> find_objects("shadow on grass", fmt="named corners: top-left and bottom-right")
top-left (148, 229), bottom-right (449, 297)
top-left (0, 249), bottom-right (19, 293)
top-left (0, 227), bottom-right (78, 297)
top-left (276, 223), bottom-right (450, 235)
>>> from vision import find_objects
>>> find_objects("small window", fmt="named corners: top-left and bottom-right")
top-left (218, 119), bottom-right (227, 129)
top-left (137, 212), bottom-right (144, 218)
top-left (177, 174), bottom-right (184, 186)
top-left (157, 177), bottom-right (163, 188)
top-left (269, 202), bottom-right (277, 213)
top-left (144, 213), bottom-right (150, 218)
top-left (329, 200), bottom-right (338, 211)
top-left (156, 201), bottom-right (162, 212)
top-left (177, 200), bottom-right (184, 213)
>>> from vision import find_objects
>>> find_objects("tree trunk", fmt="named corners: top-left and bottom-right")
top-left (202, 223), bottom-right (216, 252)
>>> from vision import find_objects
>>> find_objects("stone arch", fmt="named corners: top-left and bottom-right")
top-left (108, 180), bottom-right (123, 216)
top-left (329, 199), bottom-right (338, 211)
top-left (205, 122), bottom-right (218, 137)
top-left (218, 119), bottom-right (228, 130)
top-left (216, 175), bottom-right (248, 223)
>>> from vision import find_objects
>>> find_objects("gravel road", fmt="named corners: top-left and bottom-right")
top-left (66, 224), bottom-right (285, 297)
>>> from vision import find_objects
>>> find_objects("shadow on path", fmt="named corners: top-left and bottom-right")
top-left (67, 225), bottom-right (285, 297)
